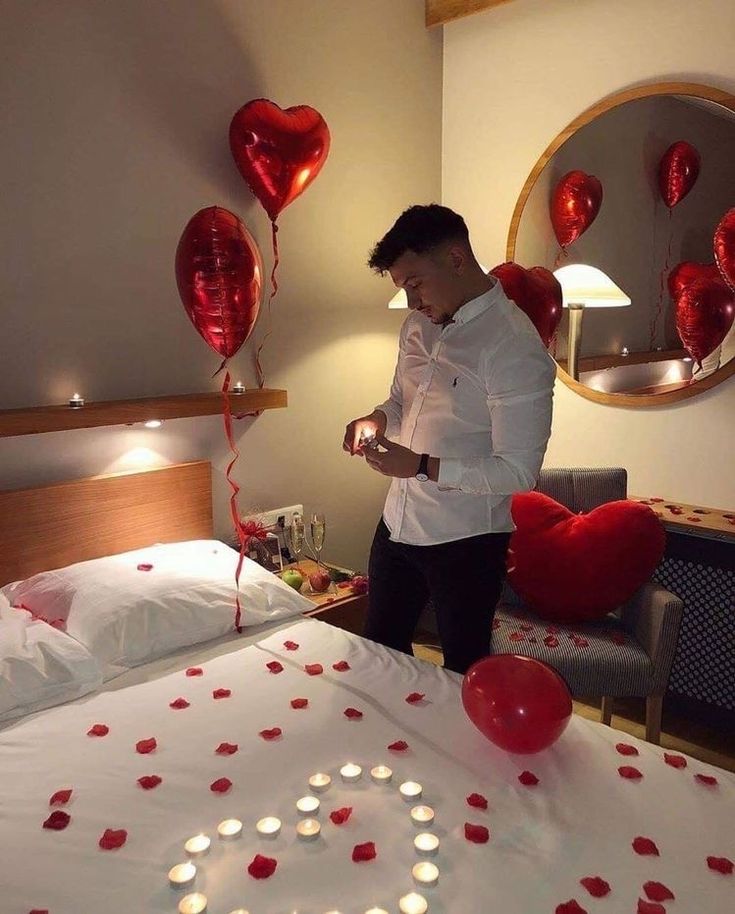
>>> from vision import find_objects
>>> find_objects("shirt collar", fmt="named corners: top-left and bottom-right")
top-left (449, 276), bottom-right (501, 326)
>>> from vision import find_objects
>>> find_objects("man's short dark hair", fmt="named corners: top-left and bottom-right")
top-left (368, 204), bottom-right (470, 274)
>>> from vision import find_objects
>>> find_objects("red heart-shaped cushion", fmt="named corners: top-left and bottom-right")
top-left (507, 492), bottom-right (665, 622)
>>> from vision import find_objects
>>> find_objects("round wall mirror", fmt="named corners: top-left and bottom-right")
top-left (507, 82), bottom-right (735, 406)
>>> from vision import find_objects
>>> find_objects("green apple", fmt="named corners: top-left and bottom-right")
top-left (282, 569), bottom-right (304, 591)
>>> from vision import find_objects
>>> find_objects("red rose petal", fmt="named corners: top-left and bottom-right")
top-left (99, 828), bottom-right (127, 850)
top-left (546, 625), bottom-right (559, 634)
top-left (618, 766), bottom-right (643, 780)
top-left (210, 777), bottom-right (232, 793)
top-left (580, 876), bottom-right (610, 898)
top-left (137, 775), bottom-right (162, 790)
top-left (305, 663), bottom-right (323, 676)
top-left (405, 692), bottom-right (425, 704)
top-left (464, 822), bottom-right (490, 843)
top-left (388, 740), bottom-right (409, 752)
top-left (344, 707), bottom-right (363, 719)
top-left (290, 698), bottom-right (309, 709)
top-left (332, 660), bottom-right (351, 671)
top-left (492, 619), bottom-right (501, 630)
top-left (137, 563), bottom-right (153, 571)
top-left (283, 640), bottom-right (299, 651)
top-left (43, 810), bottom-right (70, 831)
top-left (87, 723), bottom-right (109, 737)
top-left (633, 836), bottom-right (660, 856)
top-left (544, 635), bottom-right (559, 648)
top-left (266, 661), bottom-right (284, 674)
top-left (707, 856), bottom-right (733, 874)
top-left (519, 623), bottom-right (533, 632)
top-left (213, 688), bottom-right (231, 699)
top-left (49, 789), bottom-right (72, 807)
top-left (185, 667), bottom-right (203, 677)
top-left (637, 900), bottom-right (665, 914)
top-left (135, 738), bottom-right (157, 755)
top-left (248, 853), bottom-right (277, 879)
top-left (616, 743), bottom-right (639, 756)
top-left (509, 631), bottom-right (525, 642)
top-left (215, 742), bottom-right (238, 755)
top-left (29, 909), bottom-right (49, 913)
top-left (352, 841), bottom-right (376, 862)
top-left (169, 697), bottom-right (190, 710)
top-left (556, 902), bottom-right (587, 914)
top-left (573, 637), bottom-right (589, 648)
top-left (518, 770), bottom-right (539, 786)
top-left (467, 792), bottom-right (488, 810)
top-left (643, 881), bottom-right (674, 902)
top-left (330, 806), bottom-right (353, 825)
top-left (664, 752), bottom-right (687, 769)
top-left (695, 773), bottom-right (718, 786)
top-left (259, 727), bottom-right (282, 741)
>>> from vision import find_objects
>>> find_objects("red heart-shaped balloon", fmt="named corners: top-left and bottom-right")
top-left (714, 207), bottom-right (735, 292)
top-left (675, 276), bottom-right (735, 367)
top-left (667, 261), bottom-right (721, 300)
top-left (175, 206), bottom-right (263, 360)
top-left (229, 99), bottom-right (331, 222)
top-left (491, 262), bottom-right (562, 348)
top-left (659, 141), bottom-right (700, 209)
top-left (550, 170), bottom-right (603, 248)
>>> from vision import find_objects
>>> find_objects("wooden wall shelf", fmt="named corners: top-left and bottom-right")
top-left (425, 0), bottom-right (514, 27)
top-left (0, 389), bottom-right (287, 438)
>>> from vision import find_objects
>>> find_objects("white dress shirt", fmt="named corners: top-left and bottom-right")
top-left (375, 278), bottom-right (556, 545)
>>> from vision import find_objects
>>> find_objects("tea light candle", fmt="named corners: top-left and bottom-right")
top-left (227, 910), bottom-right (250, 914)
top-left (296, 795), bottom-right (320, 815)
top-left (340, 762), bottom-right (362, 783)
top-left (296, 817), bottom-right (321, 841)
top-left (370, 765), bottom-right (393, 785)
top-left (399, 893), bottom-right (428, 914)
top-left (412, 861), bottom-right (439, 888)
top-left (179, 893), bottom-right (207, 914)
top-left (184, 834), bottom-right (210, 857)
top-left (168, 862), bottom-right (196, 888)
top-left (414, 832), bottom-right (439, 856)
top-left (255, 816), bottom-right (281, 838)
top-left (308, 772), bottom-right (332, 792)
top-left (399, 780), bottom-right (422, 801)
top-left (365, 909), bottom-right (390, 914)
top-left (410, 805), bottom-right (435, 827)
top-left (232, 381), bottom-right (246, 394)
top-left (217, 818), bottom-right (243, 839)
top-left (68, 393), bottom-right (85, 408)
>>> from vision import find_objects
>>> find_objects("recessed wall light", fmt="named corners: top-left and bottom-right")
top-left (144, 419), bottom-right (163, 429)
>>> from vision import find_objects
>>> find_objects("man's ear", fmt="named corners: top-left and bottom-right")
top-left (447, 243), bottom-right (467, 274)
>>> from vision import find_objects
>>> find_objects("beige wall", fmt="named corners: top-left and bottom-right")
top-left (443, 0), bottom-right (735, 507)
top-left (0, 0), bottom-right (442, 571)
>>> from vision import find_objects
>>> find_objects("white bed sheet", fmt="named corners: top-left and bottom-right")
top-left (1, 618), bottom-right (732, 914)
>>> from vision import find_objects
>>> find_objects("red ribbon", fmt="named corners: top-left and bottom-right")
top-left (222, 370), bottom-right (247, 633)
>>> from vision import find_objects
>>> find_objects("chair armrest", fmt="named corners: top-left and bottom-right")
top-left (620, 583), bottom-right (684, 694)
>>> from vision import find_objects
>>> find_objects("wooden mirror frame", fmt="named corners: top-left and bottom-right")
top-left (506, 81), bottom-right (735, 408)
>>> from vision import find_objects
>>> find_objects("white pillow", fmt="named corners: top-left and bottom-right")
top-left (1, 540), bottom-right (312, 680)
top-left (0, 594), bottom-right (102, 723)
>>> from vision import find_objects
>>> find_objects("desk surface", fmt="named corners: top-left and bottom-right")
top-left (632, 495), bottom-right (735, 541)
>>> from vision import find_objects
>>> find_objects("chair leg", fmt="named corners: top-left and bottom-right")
top-left (645, 695), bottom-right (664, 745)
top-left (600, 696), bottom-right (613, 726)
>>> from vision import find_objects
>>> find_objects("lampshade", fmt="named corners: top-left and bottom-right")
top-left (388, 264), bottom-right (490, 308)
top-left (554, 264), bottom-right (631, 308)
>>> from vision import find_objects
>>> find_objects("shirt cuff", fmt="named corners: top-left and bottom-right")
top-left (373, 403), bottom-right (401, 439)
top-left (437, 457), bottom-right (462, 490)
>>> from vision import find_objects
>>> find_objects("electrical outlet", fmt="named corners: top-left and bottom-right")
top-left (243, 504), bottom-right (304, 533)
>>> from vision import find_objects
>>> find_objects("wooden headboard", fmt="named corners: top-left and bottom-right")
top-left (0, 461), bottom-right (213, 585)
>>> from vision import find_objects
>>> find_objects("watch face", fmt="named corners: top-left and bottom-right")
top-left (415, 472), bottom-right (429, 482)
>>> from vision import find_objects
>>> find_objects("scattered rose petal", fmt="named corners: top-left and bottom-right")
top-left (695, 773), bottom-right (718, 787)
top-left (520, 623), bottom-right (533, 632)
top-left (405, 692), bottom-right (425, 704)
top-left (169, 697), bottom-right (190, 710)
top-left (518, 771), bottom-right (539, 786)
top-left (464, 822), bottom-right (490, 843)
top-left (49, 789), bottom-right (73, 807)
top-left (283, 640), bottom-right (299, 651)
top-left (573, 636), bottom-right (589, 648)
top-left (580, 876), bottom-right (610, 898)
top-left (633, 836), bottom-right (660, 856)
top-left (305, 663), bottom-right (323, 676)
top-left (43, 810), bottom-right (70, 831)
top-left (259, 727), bottom-right (282, 741)
top-left (332, 660), bottom-right (351, 671)
top-left (137, 775), bottom-right (162, 790)
top-left (618, 766), bottom-right (643, 780)
top-left (330, 806), bottom-right (353, 825)
top-left (248, 853), bottom-right (277, 879)
top-left (185, 667), bottom-right (203, 677)
top-left (510, 631), bottom-right (525, 642)
top-left (266, 661), bottom-right (284, 674)
top-left (87, 723), bottom-right (109, 737)
top-left (352, 841), bottom-right (376, 862)
top-left (210, 777), bottom-right (232, 794)
top-left (544, 635), bottom-right (559, 648)
top-left (135, 738), bottom-right (157, 755)
top-left (664, 752), bottom-right (686, 769)
top-left (545, 625), bottom-right (559, 634)
top-left (556, 902), bottom-right (587, 914)
top-left (99, 828), bottom-right (127, 850)
top-left (136, 563), bottom-right (153, 571)
top-left (213, 688), bottom-right (231, 699)
top-left (707, 856), bottom-right (733, 875)
top-left (637, 900), bottom-right (665, 914)
top-left (215, 742), bottom-right (238, 755)
top-left (643, 882), bottom-right (674, 902)
top-left (291, 698), bottom-right (309, 709)
top-left (467, 793), bottom-right (488, 810)
top-left (616, 743), bottom-right (639, 756)
top-left (492, 619), bottom-right (501, 630)
top-left (388, 740), bottom-right (409, 752)
top-left (344, 707), bottom-right (363, 719)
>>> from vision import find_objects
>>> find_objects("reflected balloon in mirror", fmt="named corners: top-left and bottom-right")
top-left (490, 262), bottom-right (562, 348)
top-left (675, 277), bottom-right (735, 367)
top-left (550, 170), bottom-right (603, 248)
top-left (658, 141), bottom-right (700, 209)
top-left (714, 207), bottom-right (735, 292)
top-left (667, 261), bottom-right (721, 300)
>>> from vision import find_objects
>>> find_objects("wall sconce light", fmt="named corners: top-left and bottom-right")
top-left (143, 419), bottom-right (163, 429)
top-left (232, 381), bottom-right (246, 394)
top-left (68, 393), bottom-right (85, 408)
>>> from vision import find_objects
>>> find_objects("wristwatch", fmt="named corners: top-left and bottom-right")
top-left (415, 453), bottom-right (430, 482)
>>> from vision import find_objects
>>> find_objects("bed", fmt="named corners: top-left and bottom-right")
top-left (0, 463), bottom-right (733, 914)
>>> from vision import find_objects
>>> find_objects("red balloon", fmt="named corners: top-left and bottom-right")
top-left (675, 277), bottom-right (735, 366)
top-left (667, 261), bottom-right (721, 300)
top-left (491, 261), bottom-right (562, 348)
top-left (230, 98), bottom-right (331, 222)
top-left (658, 141), bottom-right (700, 209)
top-left (714, 207), bottom-right (735, 292)
top-left (175, 206), bottom-right (263, 360)
top-left (550, 170), bottom-right (603, 248)
top-left (462, 654), bottom-right (572, 754)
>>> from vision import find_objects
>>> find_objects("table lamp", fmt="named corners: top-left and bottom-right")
top-left (388, 265), bottom-right (490, 309)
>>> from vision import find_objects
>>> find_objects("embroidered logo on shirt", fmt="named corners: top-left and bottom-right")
top-left (452, 377), bottom-right (459, 387)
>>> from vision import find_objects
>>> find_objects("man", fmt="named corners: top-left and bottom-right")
top-left (343, 204), bottom-right (555, 674)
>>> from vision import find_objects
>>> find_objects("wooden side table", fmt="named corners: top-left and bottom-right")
top-left (279, 558), bottom-right (368, 636)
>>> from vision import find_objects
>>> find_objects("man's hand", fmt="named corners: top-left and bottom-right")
top-left (363, 435), bottom-right (421, 478)
top-left (343, 411), bottom-right (387, 456)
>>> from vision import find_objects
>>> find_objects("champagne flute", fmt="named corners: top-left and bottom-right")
top-left (288, 514), bottom-right (305, 571)
top-left (310, 513), bottom-right (326, 567)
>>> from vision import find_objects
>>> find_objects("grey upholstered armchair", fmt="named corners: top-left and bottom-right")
top-left (490, 467), bottom-right (684, 744)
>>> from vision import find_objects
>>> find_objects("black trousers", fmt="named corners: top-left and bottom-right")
top-left (364, 518), bottom-right (511, 674)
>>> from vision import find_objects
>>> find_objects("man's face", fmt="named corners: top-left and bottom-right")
top-left (389, 248), bottom-right (461, 324)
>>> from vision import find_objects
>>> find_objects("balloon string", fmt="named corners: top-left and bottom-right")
top-left (212, 356), bottom-right (228, 379)
top-left (222, 370), bottom-right (246, 634)
top-left (553, 247), bottom-right (568, 269)
top-left (650, 208), bottom-right (673, 350)
top-left (253, 220), bottom-right (280, 389)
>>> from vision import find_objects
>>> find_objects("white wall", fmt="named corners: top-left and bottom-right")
top-left (443, 0), bottom-right (735, 507)
top-left (0, 0), bottom-right (442, 570)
